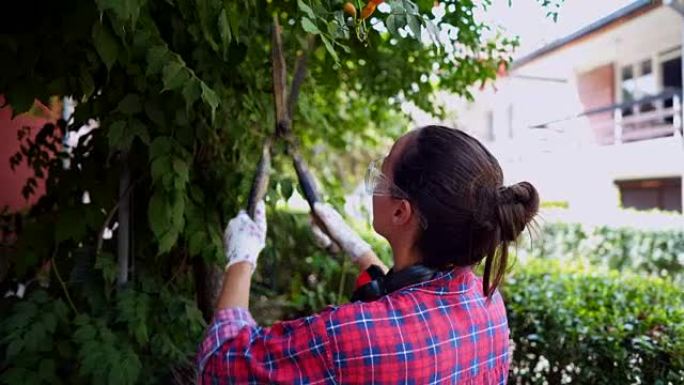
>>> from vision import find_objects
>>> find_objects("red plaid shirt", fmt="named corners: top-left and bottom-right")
top-left (197, 267), bottom-right (510, 384)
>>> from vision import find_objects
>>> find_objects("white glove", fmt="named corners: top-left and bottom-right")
top-left (312, 202), bottom-right (372, 261)
top-left (223, 201), bottom-right (267, 273)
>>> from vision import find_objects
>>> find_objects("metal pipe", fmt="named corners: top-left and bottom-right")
top-left (117, 152), bottom-right (130, 286)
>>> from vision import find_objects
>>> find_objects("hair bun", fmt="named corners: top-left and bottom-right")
top-left (496, 181), bottom-right (539, 241)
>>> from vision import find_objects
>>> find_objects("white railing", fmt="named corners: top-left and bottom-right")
top-left (531, 89), bottom-right (684, 146)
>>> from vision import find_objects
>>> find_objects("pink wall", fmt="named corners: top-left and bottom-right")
top-left (0, 96), bottom-right (59, 212)
top-left (576, 63), bottom-right (616, 144)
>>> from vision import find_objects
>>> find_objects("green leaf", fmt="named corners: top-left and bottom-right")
top-left (172, 158), bottom-right (189, 185)
top-left (146, 45), bottom-right (169, 76)
top-left (320, 35), bottom-right (339, 62)
top-left (226, 3), bottom-right (240, 41)
top-left (95, 252), bottom-right (117, 285)
top-left (128, 119), bottom-right (150, 145)
top-left (200, 82), bottom-right (219, 122)
top-left (92, 22), bottom-right (118, 71)
top-left (157, 229), bottom-right (178, 255)
top-left (218, 10), bottom-right (232, 48)
top-left (280, 179), bottom-right (294, 200)
top-left (144, 100), bottom-right (166, 127)
top-left (117, 94), bottom-right (142, 115)
top-left (150, 157), bottom-right (169, 186)
top-left (6, 338), bottom-right (23, 359)
top-left (182, 80), bottom-right (201, 111)
top-left (386, 14), bottom-right (406, 37)
top-left (298, 0), bottom-right (316, 19)
top-left (107, 120), bottom-right (127, 150)
top-left (24, 323), bottom-right (46, 352)
top-left (301, 17), bottom-right (320, 34)
top-left (162, 61), bottom-right (189, 92)
top-left (188, 231), bottom-right (206, 256)
top-left (407, 15), bottom-right (421, 38)
top-left (79, 71), bottom-right (96, 99)
top-left (149, 137), bottom-right (173, 160)
top-left (120, 349), bottom-right (142, 384)
top-left (148, 192), bottom-right (168, 238)
top-left (96, 0), bottom-right (141, 25)
top-left (6, 301), bottom-right (37, 331)
top-left (170, 194), bottom-right (185, 227)
top-left (107, 118), bottom-right (147, 150)
top-left (401, 0), bottom-right (419, 14)
top-left (42, 313), bottom-right (57, 334)
top-left (388, 0), bottom-right (405, 13)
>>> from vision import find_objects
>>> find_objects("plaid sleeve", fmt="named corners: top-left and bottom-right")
top-left (196, 307), bottom-right (337, 384)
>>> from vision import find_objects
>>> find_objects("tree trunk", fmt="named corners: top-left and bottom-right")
top-left (193, 257), bottom-right (223, 322)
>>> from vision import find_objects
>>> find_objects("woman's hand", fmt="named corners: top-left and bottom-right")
top-left (215, 202), bottom-right (266, 311)
top-left (223, 201), bottom-right (267, 273)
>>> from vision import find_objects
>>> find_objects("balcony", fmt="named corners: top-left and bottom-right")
top-left (531, 88), bottom-right (684, 146)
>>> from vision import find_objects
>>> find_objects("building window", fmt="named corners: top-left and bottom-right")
top-left (621, 66), bottom-right (635, 116)
top-left (620, 59), bottom-right (656, 116)
top-left (661, 55), bottom-right (682, 124)
top-left (639, 60), bottom-right (656, 112)
top-left (615, 177), bottom-right (682, 213)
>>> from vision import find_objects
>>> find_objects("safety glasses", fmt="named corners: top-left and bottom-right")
top-left (364, 158), bottom-right (409, 198)
top-left (364, 158), bottom-right (428, 229)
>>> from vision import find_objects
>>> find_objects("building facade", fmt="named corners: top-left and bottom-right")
top-left (452, 0), bottom-right (684, 215)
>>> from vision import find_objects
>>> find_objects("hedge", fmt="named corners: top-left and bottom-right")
top-left (521, 222), bottom-right (684, 281)
top-left (505, 260), bottom-right (684, 384)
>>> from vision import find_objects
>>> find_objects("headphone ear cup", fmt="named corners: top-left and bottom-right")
top-left (351, 265), bottom-right (438, 302)
top-left (384, 265), bottom-right (437, 293)
top-left (351, 279), bottom-right (384, 302)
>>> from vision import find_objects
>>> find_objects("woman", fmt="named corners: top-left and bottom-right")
top-left (197, 125), bottom-right (539, 384)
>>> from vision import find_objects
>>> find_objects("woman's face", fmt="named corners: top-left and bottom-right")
top-left (371, 131), bottom-right (418, 239)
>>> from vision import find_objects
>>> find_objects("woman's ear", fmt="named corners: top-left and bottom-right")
top-left (392, 199), bottom-right (414, 226)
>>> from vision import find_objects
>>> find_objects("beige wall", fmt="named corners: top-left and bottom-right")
top-left (445, 4), bottom-right (684, 217)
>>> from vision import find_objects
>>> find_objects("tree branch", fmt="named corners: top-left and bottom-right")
top-left (51, 245), bottom-right (79, 315)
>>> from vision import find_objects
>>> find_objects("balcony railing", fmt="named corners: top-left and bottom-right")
top-left (531, 88), bottom-right (684, 146)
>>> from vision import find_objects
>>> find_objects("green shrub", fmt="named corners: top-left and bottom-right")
top-left (0, 285), bottom-right (205, 385)
top-left (505, 260), bottom-right (684, 384)
top-left (522, 223), bottom-right (684, 280)
top-left (540, 201), bottom-right (569, 209)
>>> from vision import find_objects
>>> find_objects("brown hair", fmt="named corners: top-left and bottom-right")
top-left (392, 125), bottom-right (539, 296)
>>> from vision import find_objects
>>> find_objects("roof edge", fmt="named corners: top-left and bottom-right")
top-left (511, 0), bottom-right (658, 70)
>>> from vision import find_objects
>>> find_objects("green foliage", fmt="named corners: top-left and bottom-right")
top-left (539, 200), bottom-right (569, 209)
top-left (522, 222), bottom-right (684, 281)
top-left (1, 283), bottom-right (205, 385)
top-left (0, 0), bottom-right (532, 282)
top-left (0, 291), bottom-right (69, 385)
top-left (505, 259), bottom-right (684, 384)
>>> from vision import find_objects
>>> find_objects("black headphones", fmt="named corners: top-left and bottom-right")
top-left (351, 264), bottom-right (439, 302)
